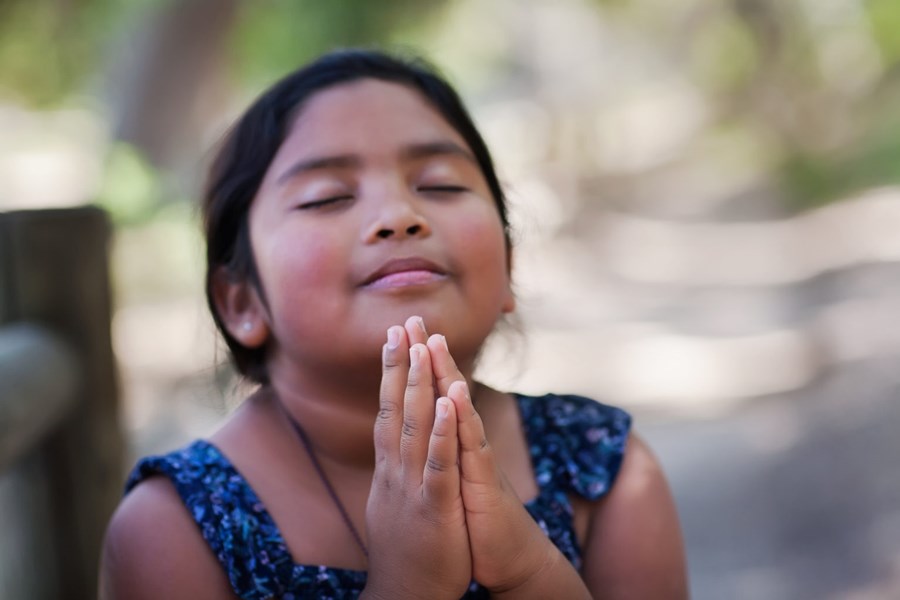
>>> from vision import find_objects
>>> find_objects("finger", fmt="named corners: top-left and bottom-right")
top-left (448, 380), bottom-right (496, 487)
top-left (400, 343), bottom-right (437, 477)
top-left (426, 334), bottom-right (466, 398)
top-left (404, 315), bottom-right (429, 347)
top-left (422, 396), bottom-right (460, 506)
top-left (374, 325), bottom-right (409, 467)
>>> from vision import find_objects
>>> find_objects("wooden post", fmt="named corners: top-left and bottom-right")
top-left (0, 324), bottom-right (79, 472)
top-left (0, 207), bottom-right (123, 600)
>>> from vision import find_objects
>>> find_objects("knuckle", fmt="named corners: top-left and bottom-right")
top-left (425, 455), bottom-right (449, 474)
top-left (374, 473), bottom-right (393, 493)
top-left (373, 461), bottom-right (397, 485)
top-left (405, 371), bottom-right (422, 388)
top-left (399, 437), bottom-right (418, 459)
top-left (376, 399), bottom-right (398, 421)
top-left (401, 420), bottom-right (419, 438)
top-left (372, 435), bottom-right (391, 455)
top-left (418, 504), bottom-right (449, 526)
top-left (382, 354), bottom-right (401, 370)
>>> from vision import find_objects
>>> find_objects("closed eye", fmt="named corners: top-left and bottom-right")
top-left (296, 195), bottom-right (353, 210)
top-left (418, 185), bottom-right (468, 194)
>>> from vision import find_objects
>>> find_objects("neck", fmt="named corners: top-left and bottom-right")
top-left (263, 352), bottom-right (479, 469)
top-left (267, 368), bottom-right (380, 469)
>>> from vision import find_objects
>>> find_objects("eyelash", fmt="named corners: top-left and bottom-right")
top-left (419, 185), bottom-right (467, 194)
top-left (296, 185), bottom-right (466, 210)
top-left (296, 195), bottom-right (353, 210)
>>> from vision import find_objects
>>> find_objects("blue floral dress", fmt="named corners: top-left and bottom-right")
top-left (125, 393), bottom-right (631, 599)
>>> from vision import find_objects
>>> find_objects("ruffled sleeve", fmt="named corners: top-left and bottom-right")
top-left (518, 393), bottom-right (632, 501)
top-left (124, 440), bottom-right (297, 600)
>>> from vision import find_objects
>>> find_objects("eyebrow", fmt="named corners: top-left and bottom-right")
top-left (275, 140), bottom-right (478, 186)
top-left (400, 141), bottom-right (478, 165)
top-left (275, 155), bottom-right (362, 185)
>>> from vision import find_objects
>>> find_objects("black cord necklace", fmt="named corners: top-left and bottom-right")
top-left (282, 408), bottom-right (369, 560)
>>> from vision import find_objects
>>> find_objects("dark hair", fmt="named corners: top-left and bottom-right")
top-left (203, 48), bottom-right (511, 384)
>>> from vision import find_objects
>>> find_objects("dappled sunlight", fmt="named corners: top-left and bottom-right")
top-left (478, 325), bottom-right (820, 414)
top-left (597, 188), bottom-right (900, 285)
top-left (0, 106), bottom-right (107, 210)
top-left (478, 183), bottom-right (900, 417)
top-left (4, 0), bottom-right (900, 596)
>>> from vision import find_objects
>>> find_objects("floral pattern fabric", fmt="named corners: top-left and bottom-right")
top-left (125, 393), bottom-right (631, 599)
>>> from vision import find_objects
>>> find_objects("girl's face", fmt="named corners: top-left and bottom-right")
top-left (244, 79), bottom-right (514, 377)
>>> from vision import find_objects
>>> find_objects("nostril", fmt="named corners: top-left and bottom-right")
top-left (377, 229), bottom-right (393, 239)
top-left (406, 224), bottom-right (421, 235)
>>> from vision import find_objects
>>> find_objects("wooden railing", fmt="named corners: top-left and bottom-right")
top-left (0, 207), bottom-right (124, 600)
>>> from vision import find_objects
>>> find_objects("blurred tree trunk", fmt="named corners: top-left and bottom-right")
top-left (109, 0), bottom-right (238, 182)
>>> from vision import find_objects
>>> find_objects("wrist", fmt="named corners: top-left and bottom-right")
top-left (361, 578), bottom-right (465, 600)
top-left (361, 589), bottom-right (461, 600)
top-left (489, 544), bottom-right (590, 600)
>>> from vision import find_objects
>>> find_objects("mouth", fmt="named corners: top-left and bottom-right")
top-left (361, 257), bottom-right (448, 290)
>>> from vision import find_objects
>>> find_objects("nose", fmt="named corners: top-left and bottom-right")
top-left (363, 191), bottom-right (431, 243)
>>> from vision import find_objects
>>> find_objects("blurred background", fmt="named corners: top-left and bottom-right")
top-left (2, 0), bottom-right (900, 598)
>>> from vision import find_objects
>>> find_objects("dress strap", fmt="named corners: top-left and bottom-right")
top-left (516, 393), bottom-right (631, 500)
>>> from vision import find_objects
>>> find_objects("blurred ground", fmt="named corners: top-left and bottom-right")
top-left (646, 356), bottom-right (900, 600)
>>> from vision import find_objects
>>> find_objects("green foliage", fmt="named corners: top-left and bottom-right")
top-left (688, 10), bottom-right (760, 94)
top-left (866, 0), bottom-right (900, 64)
top-left (230, 0), bottom-right (447, 89)
top-left (0, 0), bottom-right (128, 106)
top-left (95, 143), bottom-right (165, 225)
top-left (5, 0), bottom-right (900, 215)
top-left (780, 120), bottom-right (900, 211)
top-left (0, 0), bottom-right (451, 104)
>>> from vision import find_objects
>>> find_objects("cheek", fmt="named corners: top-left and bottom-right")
top-left (456, 210), bottom-right (508, 270)
top-left (450, 207), bottom-right (512, 318)
top-left (261, 230), bottom-right (348, 307)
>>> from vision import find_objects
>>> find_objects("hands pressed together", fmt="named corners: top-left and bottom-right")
top-left (363, 317), bottom-right (589, 600)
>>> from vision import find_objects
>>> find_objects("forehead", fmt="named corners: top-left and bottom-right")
top-left (282, 79), bottom-right (468, 155)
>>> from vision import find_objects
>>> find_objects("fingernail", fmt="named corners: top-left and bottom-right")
top-left (387, 327), bottom-right (400, 349)
top-left (416, 317), bottom-right (426, 333)
top-left (436, 398), bottom-right (449, 418)
top-left (410, 345), bottom-right (420, 364)
top-left (439, 334), bottom-right (448, 351)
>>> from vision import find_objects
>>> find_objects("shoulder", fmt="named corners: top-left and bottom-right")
top-left (516, 392), bottom-right (631, 444)
top-left (603, 433), bottom-right (666, 499)
top-left (581, 432), bottom-right (688, 598)
top-left (100, 476), bottom-right (236, 600)
top-left (518, 391), bottom-right (630, 424)
top-left (517, 392), bottom-right (631, 499)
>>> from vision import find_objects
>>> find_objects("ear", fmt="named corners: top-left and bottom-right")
top-left (501, 285), bottom-right (516, 314)
top-left (210, 267), bottom-right (270, 348)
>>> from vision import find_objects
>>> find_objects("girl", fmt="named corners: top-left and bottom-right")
top-left (100, 49), bottom-right (687, 599)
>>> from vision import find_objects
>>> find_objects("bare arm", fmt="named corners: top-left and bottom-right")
top-left (581, 433), bottom-right (688, 599)
top-left (99, 477), bottom-right (237, 600)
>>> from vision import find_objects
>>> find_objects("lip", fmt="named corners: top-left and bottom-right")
top-left (361, 257), bottom-right (448, 289)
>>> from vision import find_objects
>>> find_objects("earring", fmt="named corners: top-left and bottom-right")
top-left (242, 322), bottom-right (253, 332)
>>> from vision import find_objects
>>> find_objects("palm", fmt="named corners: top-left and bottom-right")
top-left (422, 330), bottom-right (550, 591)
top-left (364, 320), bottom-right (473, 598)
